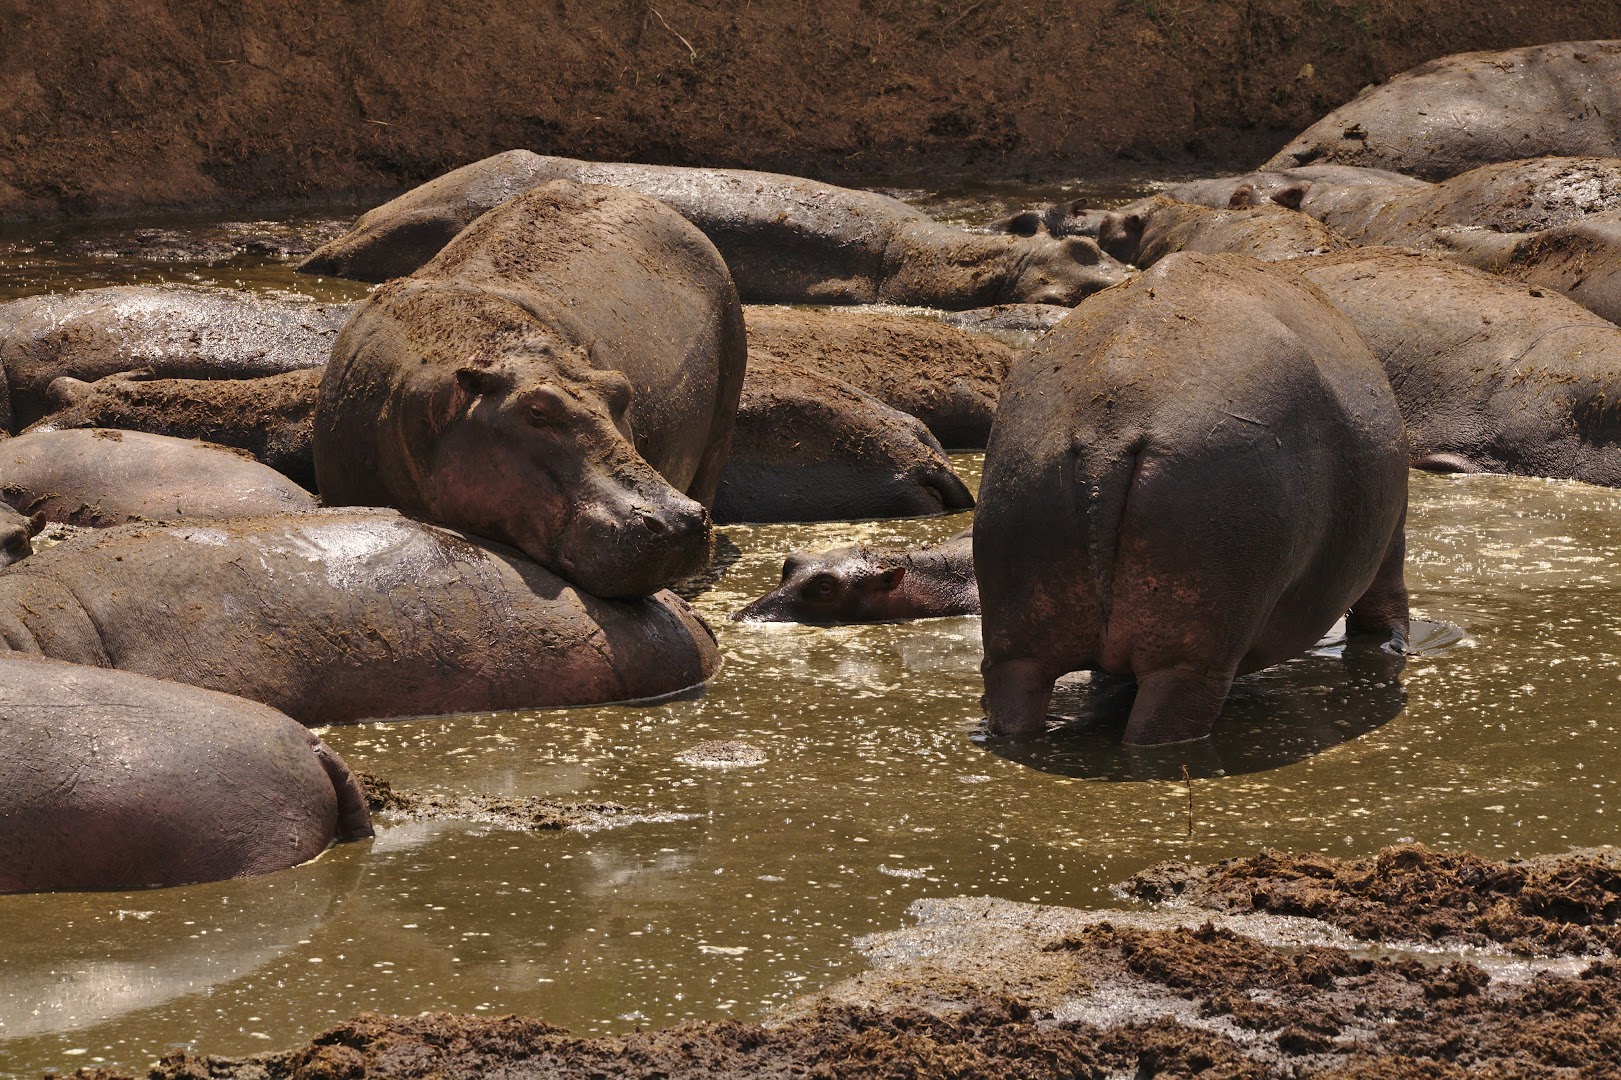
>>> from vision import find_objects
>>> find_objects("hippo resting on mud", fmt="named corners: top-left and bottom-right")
top-left (316, 180), bottom-right (746, 599)
top-left (0, 429), bottom-right (315, 526)
top-left (0, 656), bottom-right (372, 893)
top-left (976, 253), bottom-right (1409, 746)
top-left (1296, 249), bottom-right (1621, 486)
top-left (0, 285), bottom-right (349, 431)
top-left (735, 530), bottom-right (977, 623)
top-left (1264, 40), bottom-right (1621, 181)
top-left (0, 509), bottom-right (721, 725)
top-left (1424, 209), bottom-right (1621, 328)
top-left (1096, 196), bottom-right (1349, 268)
top-left (0, 504), bottom-right (40, 567)
top-left (297, 150), bottom-right (1132, 308)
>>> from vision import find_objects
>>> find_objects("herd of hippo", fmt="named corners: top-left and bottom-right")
top-left (4, 38), bottom-right (1621, 892)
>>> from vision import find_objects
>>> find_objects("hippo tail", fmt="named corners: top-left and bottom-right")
top-left (309, 734), bottom-right (376, 841)
top-left (1078, 432), bottom-right (1149, 631)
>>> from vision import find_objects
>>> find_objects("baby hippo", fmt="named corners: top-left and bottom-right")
top-left (735, 530), bottom-right (977, 623)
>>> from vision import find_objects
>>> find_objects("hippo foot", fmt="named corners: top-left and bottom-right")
top-left (1120, 667), bottom-right (1232, 747)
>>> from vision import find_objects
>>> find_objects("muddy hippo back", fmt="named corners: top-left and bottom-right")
top-left (0, 509), bottom-right (721, 724)
top-left (0, 656), bottom-right (372, 892)
top-left (315, 180), bottom-right (746, 598)
top-left (0, 428), bottom-right (315, 526)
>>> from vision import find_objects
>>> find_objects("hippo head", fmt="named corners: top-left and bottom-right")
top-left (1096, 196), bottom-right (1171, 267)
top-left (1005, 234), bottom-right (1134, 305)
top-left (992, 200), bottom-right (1108, 240)
top-left (1227, 179), bottom-right (1311, 211)
top-left (0, 505), bottom-right (43, 568)
top-left (733, 545), bottom-right (910, 624)
top-left (422, 345), bottom-right (710, 599)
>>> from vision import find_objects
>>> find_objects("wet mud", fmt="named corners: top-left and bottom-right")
top-left (356, 773), bottom-right (658, 833)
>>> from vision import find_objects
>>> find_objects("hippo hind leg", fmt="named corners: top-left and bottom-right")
top-left (981, 657), bottom-right (1057, 737)
top-left (1121, 665), bottom-right (1234, 746)
top-left (1346, 517), bottom-right (1410, 652)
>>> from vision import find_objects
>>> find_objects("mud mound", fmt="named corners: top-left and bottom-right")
top-left (1125, 843), bottom-right (1621, 956)
top-left (355, 773), bottom-right (639, 832)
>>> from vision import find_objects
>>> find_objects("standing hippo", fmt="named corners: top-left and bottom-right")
top-left (0, 285), bottom-right (350, 431)
top-left (0, 656), bottom-right (372, 893)
top-left (743, 306), bottom-right (1013, 449)
top-left (0, 509), bottom-right (720, 725)
top-left (734, 530), bottom-right (977, 623)
top-left (715, 351), bottom-right (974, 524)
top-left (315, 180), bottom-right (746, 599)
top-left (1097, 196), bottom-right (1349, 268)
top-left (1265, 40), bottom-right (1621, 180)
top-left (0, 429), bottom-right (316, 526)
top-left (33, 368), bottom-right (323, 491)
top-left (976, 253), bottom-right (1408, 745)
top-left (297, 150), bottom-right (1131, 308)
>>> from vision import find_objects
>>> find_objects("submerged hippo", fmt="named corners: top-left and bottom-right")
top-left (0, 429), bottom-right (315, 526)
top-left (1097, 196), bottom-right (1349, 268)
top-left (315, 180), bottom-right (746, 598)
top-left (1265, 40), bottom-right (1621, 180)
top-left (976, 253), bottom-right (1408, 745)
top-left (715, 351), bottom-right (974, 524)
top-left (1297, 248), bottom-right (1621, 485)
top-left (0, 285), bottom-right (350, 431)
top-left (743, 306), bottom-right (1013, 449)
top-left (0, 656), bottom-right (372, 893)
top-left (35, 369), bottom-right (322, 490)
top-left (735, 530), bottom-right (977, 623)
top-left (0, 509), bottom-right (721, 725)
top-left (298, 150), bottom-right (1131, 308)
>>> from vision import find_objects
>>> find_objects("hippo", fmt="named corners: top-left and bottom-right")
top-left (315, 180), bottom-right (746, 599)
top-left (297, 150), bottom-right (1132, 308)
top-left (0, 656), bottom-right (372, 893)
top-left (1265, 40), bottom-right (1621, 180)
top-left (743, 306), bottom-right (1013, 449)
top-left (976, 253), bottom-right (1409, 745)
top-left (0, 429), bottom-right (315, 527)
top-left (0, 504), bottom-right (40, 567)
top-left (0, 509), bottom-right (720, 725)
top-left (1296, 248), bottom-right (1621, 484)
top-left (1423, 210), bottom-right (1621, 327)
top-left (0, 285), bottom-right (350, 431)
top-left (33, 368), bottom-right (322, 491)
top-left (734, 530), bottom-right (977, 623)
top-left (1097, 196), bottom-right (1349, 268)
top-left (715, 351), bottom-right (974, 524)
top-left (990, 201), bottom-right (1111, 240)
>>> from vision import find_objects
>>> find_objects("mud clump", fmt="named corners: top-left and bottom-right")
top-left (354, 772), bottom-right (634, 831)
top-left (1125, 842), bottom-right (1621, 955)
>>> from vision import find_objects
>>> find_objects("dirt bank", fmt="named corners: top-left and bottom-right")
top-left (5, 2), bottom-right (1621, 220)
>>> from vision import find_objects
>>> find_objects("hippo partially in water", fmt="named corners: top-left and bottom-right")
top-left (735, 530), bottom-right (977, 623)
top-left (1096, 196), bottom-right (1349, 268)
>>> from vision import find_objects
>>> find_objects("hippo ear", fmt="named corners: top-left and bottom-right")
top-left (1002, 211), bottom-right (1046, 237)
top-left (1227, 183), bottom-right (1261, 209)
top-left (876, 566), bottom-right (906, 591)
top-left (1270, 181), bottom-right (1311, 211)
top-left (455, 366), bottom-right (511, 397)
top-left (781, 552), bottom-right (808, 581)
top-left (26, 511), bottom-right (46, 537)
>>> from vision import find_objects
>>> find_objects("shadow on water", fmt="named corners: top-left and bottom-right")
top-left (978, 619), bottom-right (1465, 782)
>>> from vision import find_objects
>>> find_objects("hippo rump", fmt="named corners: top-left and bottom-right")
top-left (1097, 196), bottom-right (1350, 268)
top-left (0, 509), bottom-right (720, 725)
top-left (0, 429), bottom-right (315, 527)
top-left (315, 180), bottom-right (747, 599)
top-left (32, 368), bottom-right (323, 491)
top-left (1265, 40), bottom-right (1621, 180)
top-left (976, 253), bottom-right (1408, 745)
top-left (0, 656), bottom-right (372, 893)
top-left (735, 530), bottom-right (978, 623)
top-left (715, 351), bottom-right (974, 524)
top-left (0, 285), bottom-right (350, 431)
top-left (743, 306), bottom-right (1013, 448)
top-left (297, 150), bottom-right (1131, 308)
top-left (1296, 248), bottom-right (1621, 485)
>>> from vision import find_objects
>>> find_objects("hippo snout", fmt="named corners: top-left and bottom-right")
top-left (561, 492), bottom-right (711, 599)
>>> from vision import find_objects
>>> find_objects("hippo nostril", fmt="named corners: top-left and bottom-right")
top-left (640, 512), bottom-right (669, 536)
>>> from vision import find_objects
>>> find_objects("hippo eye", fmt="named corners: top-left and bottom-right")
top-left (806, 573), bottom-right (837, 600)
top-left (525, 386), bottom-right (569, 425)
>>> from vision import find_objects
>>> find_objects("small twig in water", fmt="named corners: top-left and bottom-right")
top-left (1182, 764), bottom-right (1194, 836)
top-left (650, 7), bottom-right (698, 61)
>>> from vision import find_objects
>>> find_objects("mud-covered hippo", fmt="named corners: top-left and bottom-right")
top-left (743, 306), bottom-right (1013, 449)
top-left (734, 530), bottom-right (977, 623)
top-left (0, 509), bottom-right (720, 724)
top-left (0, 656), bottom-right (372, 893)
top-left (0, 429), bottom-right (315, 526)
top-left (976, 253), bottom-right (1409, 745)
top-left (297, 150), bottom-right (1132, 308)
top-left (34, 369), bottom-right (322, 490)
top-left (0, 285), bottom-right (350, 431)
top-left (1265, 40), bottom-right (1621, 180)
top-left (1296, 248), bottom-right (1621, 484)
top-left (1097, 196), bottom-right (1349, 268)
top-left (315, 180), bottom-right (746, 599)
top-left (1421, 210), bottom-right (1621, 328)
top-left (715, 351), bottom-right (974, 524)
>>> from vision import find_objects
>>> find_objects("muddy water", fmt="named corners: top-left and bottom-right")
top-left (3, 191), bottom-right (1621, 1078)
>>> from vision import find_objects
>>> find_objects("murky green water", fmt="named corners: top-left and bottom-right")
top-left (3, 186), bottom-right (1620, 1078)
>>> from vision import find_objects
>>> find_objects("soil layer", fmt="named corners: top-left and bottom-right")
top-left (6, 2), bottom-right (1621, 220)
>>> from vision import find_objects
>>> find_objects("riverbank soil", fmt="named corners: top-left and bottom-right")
top-left (6, 2), bottom-right (1621, 220)
top-left (60, 845), bottom-right (1621, 1079)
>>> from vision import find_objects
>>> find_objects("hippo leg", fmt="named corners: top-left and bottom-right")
top-left (982, 657), bottom-right (1056, 737)
top-left (1121, 665), bottom-right (1234, 746)
top-left (309, 733), bottom-right (377, 841)
top-left (1346, 517), bottom-right (1410, 651)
